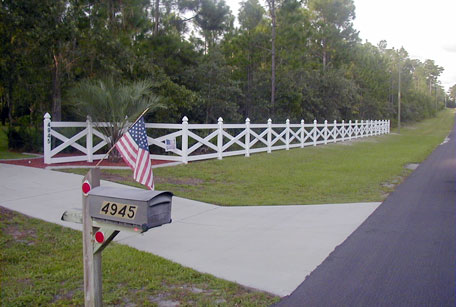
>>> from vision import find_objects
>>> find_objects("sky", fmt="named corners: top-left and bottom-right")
top-left (353, 0), bottom-right (456, 91)
top-left (225, 0), bottom-right (456, 91)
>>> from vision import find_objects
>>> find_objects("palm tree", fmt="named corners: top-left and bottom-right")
top-left (69, 77), bottom-right (162, 161)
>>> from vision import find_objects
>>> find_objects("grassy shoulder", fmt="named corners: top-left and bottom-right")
top-left (0, 207), bottom-right (279, 306)
top-left (61, 109), bottom-right (455, 206)
top-left (0, 125), bottom-right (36, 159)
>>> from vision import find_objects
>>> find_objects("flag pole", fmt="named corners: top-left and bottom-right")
top-left (94, 107), bottom-right (150, 168)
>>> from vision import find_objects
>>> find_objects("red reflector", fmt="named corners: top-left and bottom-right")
top-left (95, 231), bottom-right (104, 243)
top-left (82, 181), bottom-right (91, 196)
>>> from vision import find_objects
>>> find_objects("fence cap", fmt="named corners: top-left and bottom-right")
top-left (44, 113), bottom-right (51, 120)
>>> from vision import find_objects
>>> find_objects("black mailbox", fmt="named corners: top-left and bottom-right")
top-left (88, 186), bottom-right (172, 232)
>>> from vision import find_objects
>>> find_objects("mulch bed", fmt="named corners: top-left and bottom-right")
top-left (0, 154), bottom-right (174, 169)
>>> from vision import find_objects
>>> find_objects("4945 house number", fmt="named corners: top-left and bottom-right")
top-left (99, 201), bottom-right (137, 220)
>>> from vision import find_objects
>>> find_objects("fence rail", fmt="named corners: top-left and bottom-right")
top-left (43, 113), bottom-right (390, 165)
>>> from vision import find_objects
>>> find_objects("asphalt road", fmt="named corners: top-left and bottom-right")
top-left (275, 123), bottom-right (456, 306)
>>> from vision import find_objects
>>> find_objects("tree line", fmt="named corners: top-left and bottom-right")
top-left (0, 0), bottom-right (450, 130)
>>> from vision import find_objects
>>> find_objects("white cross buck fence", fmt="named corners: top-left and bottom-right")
top-left (43, 113), bottom-right (390, 165)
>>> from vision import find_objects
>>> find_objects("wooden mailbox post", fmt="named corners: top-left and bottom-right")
top-left (62, 168), bottom-right (172, 306)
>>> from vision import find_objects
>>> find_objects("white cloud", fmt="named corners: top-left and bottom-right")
top-left (443, 44), bottom-right (456, 53)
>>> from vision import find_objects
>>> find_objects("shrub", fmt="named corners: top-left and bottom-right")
top-left (7, 125), bottom-right (42, 153)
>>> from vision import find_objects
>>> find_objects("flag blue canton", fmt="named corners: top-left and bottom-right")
top-left (128, 117), bottom-right (149, 150)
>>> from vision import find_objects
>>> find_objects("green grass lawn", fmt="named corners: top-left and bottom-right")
top-left (0, 207), bottom-right (279, 306)
top-left (0, 125), bottom-right (37, 160)
top-left (62, 109), bottom-right (455, 206)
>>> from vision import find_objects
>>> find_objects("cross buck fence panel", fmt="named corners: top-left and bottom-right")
top-left (43, 113), bottom-right (390, 165)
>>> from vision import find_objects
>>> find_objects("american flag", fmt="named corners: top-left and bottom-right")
top-left (115, 117), bottom-right (154, 190)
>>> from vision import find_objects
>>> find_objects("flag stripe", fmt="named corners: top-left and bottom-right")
top-left (139, 156), bottom-right (152, 185)
top-left (116, 134), bottom-right (137, 169)
top-left (137, 150), bottom-right (149, 184)
top-left (144, 169), bottom-right (153, 190)
top-left (133, 149), bottom-right (144, 180)
top-left (117, 140), bottom-right (136, 163)
top-left (116, 142), bottom-right (135, 169)
top-left (121, 133), bottom-right (139, 158)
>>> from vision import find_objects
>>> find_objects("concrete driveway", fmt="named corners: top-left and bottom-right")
top-left (0, 163), bottom-right (380, 296)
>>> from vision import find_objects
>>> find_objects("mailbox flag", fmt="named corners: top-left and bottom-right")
top-left (115, 116), bottom-right (154, 190)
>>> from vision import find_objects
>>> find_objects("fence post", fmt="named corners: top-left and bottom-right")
top-left (366, 120), bottom-right (369, 136)
top-left (267, 118), bottom-right (272, 153)
top-left (355, 120), bottom-right (358, 138)
top-left (286, 119), bottom-right (290, 150)
top-left (361, 120), bottom-right (364, 138)
top-left (342, 120), bottom-right (345, 141)
top-left (313, 120), bottom-right (317, 146)
top-left (182, 116), bottom-right (188, 164)
top-left (366, 120), bottom-right (372, 136)
top-left (245, 118), bottom-right (250, 157)
top-left (361, 120), bottom-right (363, 137)
top-left (324, 120), bottom-right (328, 144)
top-left (348, 120), bottom-right (352, 140)
top-left (300, 120), bottom-right (305, 148)
top-left (86, 116), bottom-right (93, 163)
top-left (333, 120), bottom-right (337, 143)
top-left (43, 113), bottom-right (52, 164)
top-left (218, 117), bottom-right (223, 160)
